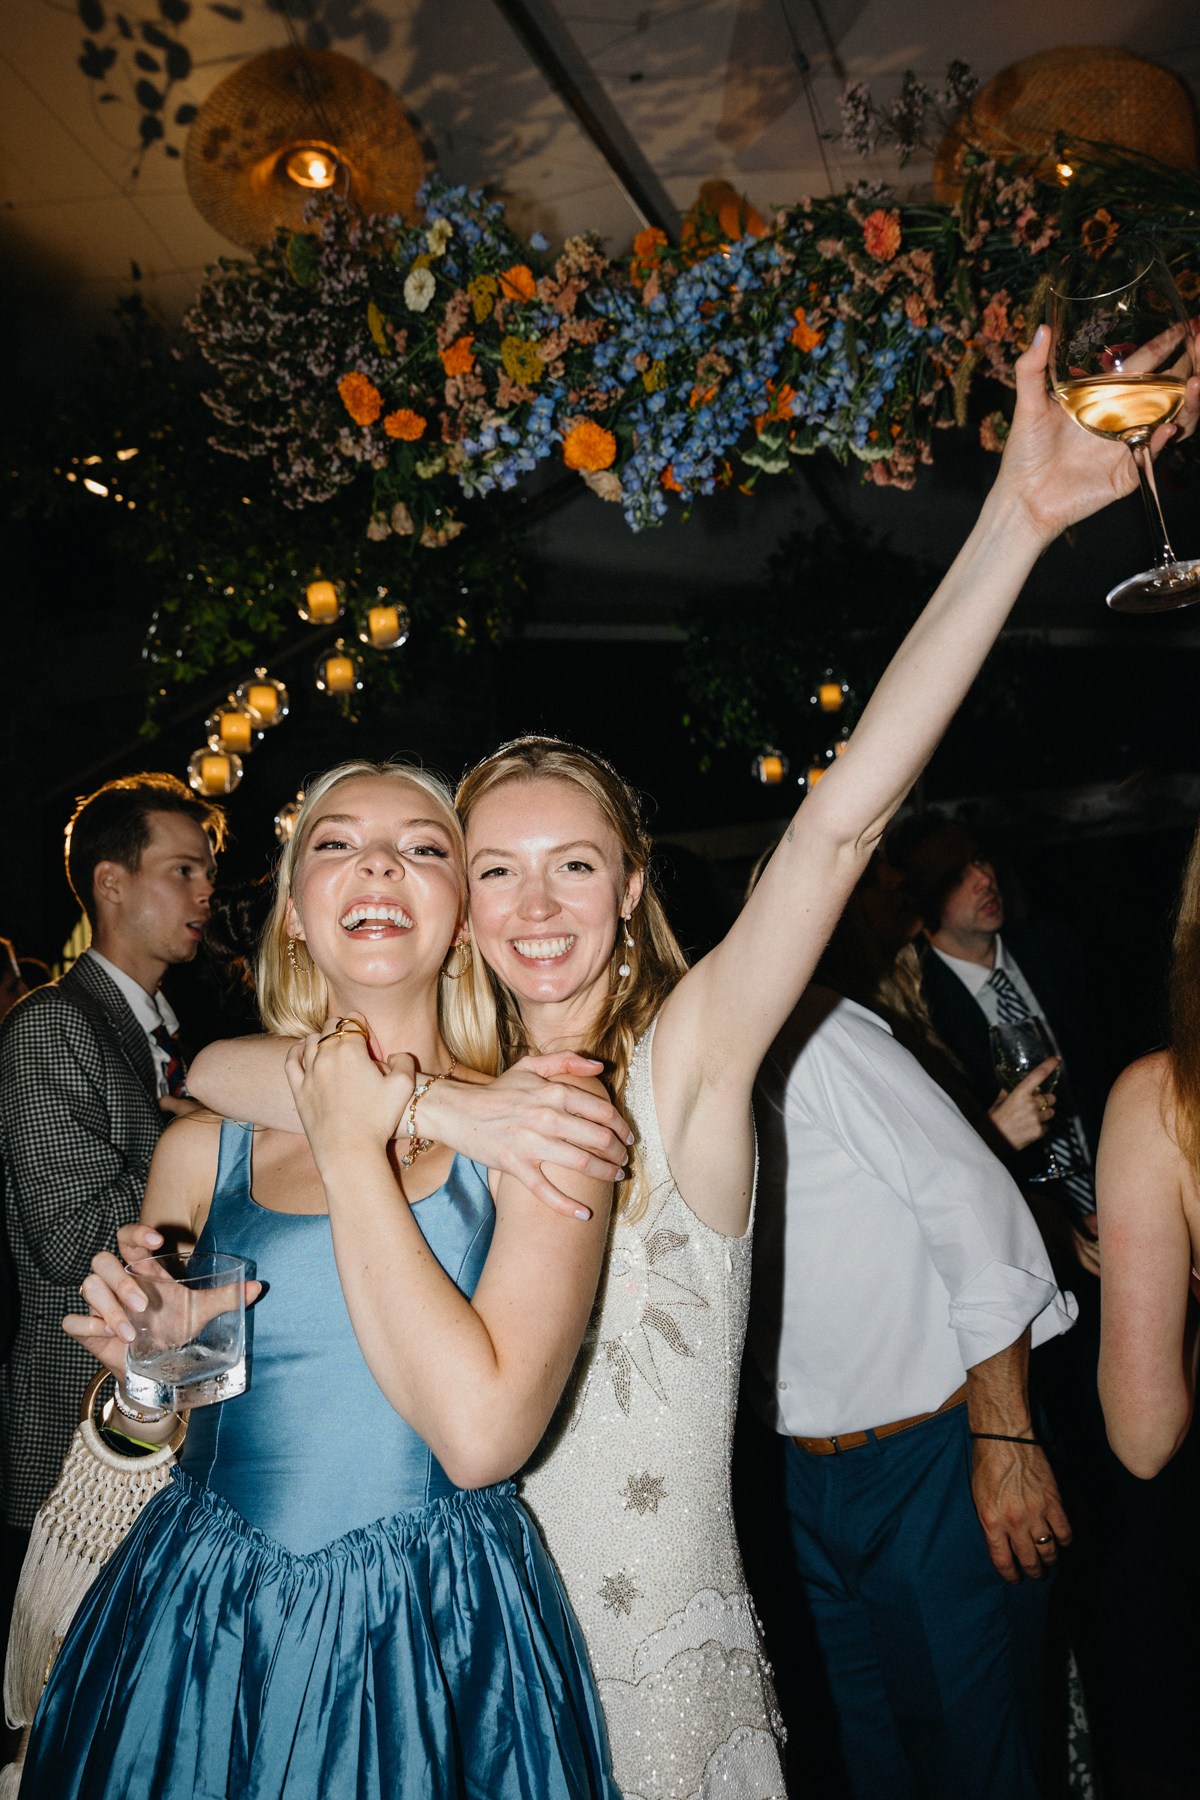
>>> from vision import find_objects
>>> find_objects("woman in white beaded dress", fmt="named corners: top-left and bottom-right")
top-left (175, 325), bottom-right (1192, 1800)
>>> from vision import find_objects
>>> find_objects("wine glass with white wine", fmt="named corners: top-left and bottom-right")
top-left (1048, 235), bottom-right (1199, 612)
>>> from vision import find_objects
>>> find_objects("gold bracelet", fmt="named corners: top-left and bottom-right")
top-left (399, 1057), bottom-right (458, 1168)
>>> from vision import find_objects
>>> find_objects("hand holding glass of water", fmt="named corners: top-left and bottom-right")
top-left (124, 1250), bottom-right (248, 1410)
top-left (1047, 234), bottom-right (1199, 612)
top-left (988, 1018), bottom-right (1065, 1184)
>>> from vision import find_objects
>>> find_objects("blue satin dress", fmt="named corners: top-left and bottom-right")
top-left (22, 1121), bottom-right (616, 1800)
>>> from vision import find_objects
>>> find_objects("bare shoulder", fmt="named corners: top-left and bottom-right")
top-left (149, 1109), bottom-right (224, 1179)
top-left (1104, 1051), bottom-right (1175, 1135)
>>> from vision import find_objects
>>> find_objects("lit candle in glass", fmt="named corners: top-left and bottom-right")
top-left (248, 683), bottom-right (277, 721)
top-left (201, 754), bottom-right (232, 793)
top-left (324, 654), bottom-right (356, 693)
top-left (368, 604), bottom-right (401, 647)
top-left (818, 682), bottom-right (843, 713)
top-left (752, 749), bottom-right (788, 785)
top-left (219, 712), bottom-right (253, 752)
top-left (304, 579), bottom-right (341, 623)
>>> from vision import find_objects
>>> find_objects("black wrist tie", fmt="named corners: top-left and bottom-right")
top-left (970, 1432), bottom-right (1040, 1445)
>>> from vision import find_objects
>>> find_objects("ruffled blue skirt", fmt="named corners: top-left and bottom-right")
top-left (21, 1469), bottom-right (616, 1800)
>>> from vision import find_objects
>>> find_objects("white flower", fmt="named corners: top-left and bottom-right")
top-left (404, 267), bottom-right (436, 312)
top-left (426, 218), bottom-right (453, 257)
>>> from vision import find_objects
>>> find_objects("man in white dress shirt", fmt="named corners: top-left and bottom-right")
top-left (746, 984), bottom-right (1075, 1799)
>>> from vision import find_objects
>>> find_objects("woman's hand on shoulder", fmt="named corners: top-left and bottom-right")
top-left (418, 1053), bottom-right (631, 1219)
top-left (285, 1021), bottom-right (416, 1173)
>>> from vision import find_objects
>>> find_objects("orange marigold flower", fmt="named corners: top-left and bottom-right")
top-left (661, 465), bottom-right (682, 492)
top-left (863, 208), bottom-right (901, 262)
top-left (790, 308), bottom-right (822, 353)
top-left (633, 227), bottom-right (668, 259)
top-left (338, 371), bottom-right (383, 426)
top-left (439, 335), bottom-right (476, 377)
top-left (499, 264), bottom-right (537, 302)
top-left (631, 226), bottom-right (669, 286)
top-left (383, 408), bottom-right (427, 441)
top-left (562, 420), bottom-right (617, 472)
top-left (754, 381), bottom-right (796, 434)
top-left (690, 383), bottom-right (719, 410)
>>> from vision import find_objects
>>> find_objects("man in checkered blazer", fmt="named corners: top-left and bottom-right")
top-left (0, 774), bottom-right (224, 1597)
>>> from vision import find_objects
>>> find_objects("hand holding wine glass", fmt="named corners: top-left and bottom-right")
top-left (1048, 236), bottom-right (1200, 611)
top-left (989, 1020), bottom-right (1066, 1183)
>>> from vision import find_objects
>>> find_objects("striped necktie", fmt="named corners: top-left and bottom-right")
top-left (152, 1024), bottom-right (188, 1098)
top-left (985, 968), bottom-right (1096, 1219)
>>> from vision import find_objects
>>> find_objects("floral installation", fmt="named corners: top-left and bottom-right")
top-left (184, 84), bottom-right (1200, 544)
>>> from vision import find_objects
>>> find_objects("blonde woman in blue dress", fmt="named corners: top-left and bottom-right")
top-left (35, 764), bottom-right (621, 1800)
top-left (102, 326), bottom-right (1199, 1799)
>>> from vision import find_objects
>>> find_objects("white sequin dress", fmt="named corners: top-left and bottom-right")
top-left (520, 1018), bottom-right (786, 1800)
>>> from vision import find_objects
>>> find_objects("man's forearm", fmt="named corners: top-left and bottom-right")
top-left (966, 1327), bottom-right (1034, 1436)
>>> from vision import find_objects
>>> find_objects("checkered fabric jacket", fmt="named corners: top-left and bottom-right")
top-left (0, 953), bottom-right (167, 1529)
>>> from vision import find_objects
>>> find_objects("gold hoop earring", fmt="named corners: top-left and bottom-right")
top-left (617, 916), bottom-right (634, 981)
top-left (287, 936), bottom-right (299, 968)
top-left (442, 941), bottom-right (471, 980)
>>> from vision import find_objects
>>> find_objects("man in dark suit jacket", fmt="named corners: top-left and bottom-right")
top-left (0, 775), bottom-right (222, 1614)
top-left (888, 814), bottom-right (1197, 1798)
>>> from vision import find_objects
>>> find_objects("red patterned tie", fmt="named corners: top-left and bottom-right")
top-left (152, 1024), bottom-right (187, 1097)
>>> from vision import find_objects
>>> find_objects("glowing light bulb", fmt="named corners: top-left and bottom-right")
top-left (1056, 162), bottom-right (1074, 183)
top-left (286, 146), bottom-right (338, 190)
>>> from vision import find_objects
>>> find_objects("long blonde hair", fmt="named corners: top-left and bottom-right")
top-left (450, 739), bottom-right (689, 1117)
top-left (257, 759), bottom-right (479, 1050)
top-left (1168, 819), bottom-right (1200, 1173)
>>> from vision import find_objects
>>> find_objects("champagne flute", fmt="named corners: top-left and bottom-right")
top-left (988, 1018), bottom-right (1065, 1183)
top-left (1047, 234), bottom-right (1199, 613)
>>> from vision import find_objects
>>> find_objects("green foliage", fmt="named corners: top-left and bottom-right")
top-left (2, 294), bottom-right (530, 731)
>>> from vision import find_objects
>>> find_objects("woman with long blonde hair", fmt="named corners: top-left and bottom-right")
top-left (169, 325), bottom-right (1198, 1796)
top-left (33, 762), bottom-right (621, 1800)
top-left (1095, 823), bottom-right (1200, 1478)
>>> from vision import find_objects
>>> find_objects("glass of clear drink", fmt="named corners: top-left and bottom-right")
top-left (124, 1251), bottom-right (247, 1410)
top-left (988, 1017), bottom-right (1065, 1183)
top-left (1047, 234), bottom-right (1199, 613)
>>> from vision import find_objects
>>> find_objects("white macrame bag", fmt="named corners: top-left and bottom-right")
top-left (1, 1369), bottom-right (186, 1794)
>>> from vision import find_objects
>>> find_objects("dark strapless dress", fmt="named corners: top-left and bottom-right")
top-left (21, 1121), bottom-right (616, 1800)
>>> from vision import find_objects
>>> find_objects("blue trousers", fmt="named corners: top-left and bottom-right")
top-left (782, 1404), bottom-right (1050, 1800)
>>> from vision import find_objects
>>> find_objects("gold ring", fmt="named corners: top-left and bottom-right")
top-left (315, 1018), bottom-right (370, 1047)
top-left (1034, 1534), bottom-right (1054, 1545)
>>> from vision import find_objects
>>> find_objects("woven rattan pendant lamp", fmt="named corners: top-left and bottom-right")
top-left (934, 46), bottom-right (1197, 204)
top-left (185, 47), bottom-right (426, 249)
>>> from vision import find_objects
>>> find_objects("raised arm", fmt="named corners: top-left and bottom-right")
top-left (189, 1033), bottom-right (630, 1215)
top-left (285, 1032), bottom-right (612, 1487)
top-left (1097, 1053), bottom-right (1199, 1478)
top-left (653, 329), bottom-right (1200, 1215)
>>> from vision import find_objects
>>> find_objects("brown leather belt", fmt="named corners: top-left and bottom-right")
top-left (792, 1382), bottom-right (968, 1456)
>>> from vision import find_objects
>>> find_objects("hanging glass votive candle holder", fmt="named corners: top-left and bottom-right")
top-left (234, 667), bottom-right (289, 728)
top-left (811, 671), bottom-right (849, 715)
top-left (274, 790), bottom-right (305, 844)
top-left (205, 702), bottom-right (256, 756)
top-left (298, 577), bottom-right (345, 624)
top-left (187, 748), bottom-right (244, 797)
top-left (805, 746), bottom-right (837, 792)
top-left (314, 638), bottom-right (363, 697)
top-left (357, 588), bottom-right (411, 651)
top-left (752, 748), bottom-right (788, 785)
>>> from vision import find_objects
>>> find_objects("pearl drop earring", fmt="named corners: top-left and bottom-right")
top-left (617, 916), bottom-right (634, 980)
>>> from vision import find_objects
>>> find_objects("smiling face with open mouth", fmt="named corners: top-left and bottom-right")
top-left (285, 775), bottom-right (465, 1006)
top-left (466, 777), bottom-right (643, 1029)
